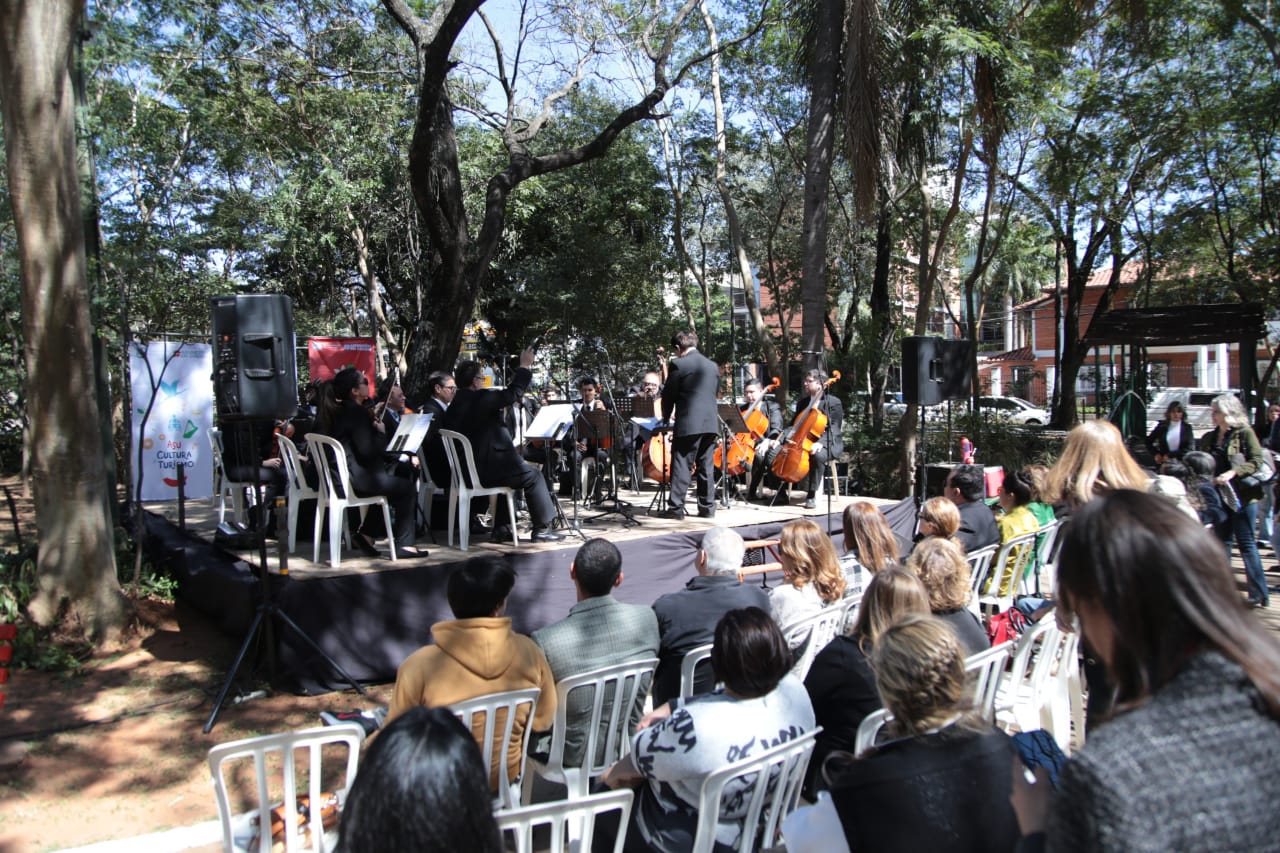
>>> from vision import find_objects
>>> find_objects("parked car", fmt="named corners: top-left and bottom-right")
top-left (975, 396), bottom-right (1050, 425)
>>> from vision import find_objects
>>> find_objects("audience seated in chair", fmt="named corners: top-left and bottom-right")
top-left (601, 607), bottom-right (815, 853)
top-left (386, 555), bottom-right (556, 791)
top-left (911, 496), bottom-right (960, 549)
top-left (770, 519), bottom-right (846, 642)
top-left (945, 464), bottom-right (1000, 553)
top-left (338, 706), bottom-right (502, 853)
top-left (650, 527), bottom-right (770, 706)
top-left (839, 501), bottom-right (902, 600)
top-left (906, 537), bottom-right (990, 656)
top-left (804, 567), bottom-right (930, 794)
top-left (531, 538), bottom-right (660, 768)
top-left (1011, 490), bottom-right (1280, 852)
top-left (825, 613), bottom-right (1020, 852)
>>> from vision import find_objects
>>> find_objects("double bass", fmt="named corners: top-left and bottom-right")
top-left (771, 371), bottom-right (840, 484)
top-left (714, 376), bottom-right (780, 476)
top-left (641, 346), bottom-right (674, 483)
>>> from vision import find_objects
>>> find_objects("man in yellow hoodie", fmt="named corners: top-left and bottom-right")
top-left (386, 554), bottom-right (557, 789)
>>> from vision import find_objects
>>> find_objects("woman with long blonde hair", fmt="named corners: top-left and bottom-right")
top-left (1042, 420), bottom-right (1149, 507)
top-left (770, 519), bottom-right (847, 638)
top-left (804, 567), bottom-right (929, 792)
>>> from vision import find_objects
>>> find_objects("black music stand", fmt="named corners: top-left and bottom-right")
top-left (716, 403), bottom-right (750, 508)
top-left (584, 406), bottom-right (639, 526)
top-left (526, 402), bottom-right (584, 540)
top-left (613, 396), bottom-right (641, 492)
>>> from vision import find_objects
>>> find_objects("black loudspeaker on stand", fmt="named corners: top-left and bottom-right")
top-left (902, 337), bottom-right (973, 406)
top-left (204, 294), bottom-right (365, 732)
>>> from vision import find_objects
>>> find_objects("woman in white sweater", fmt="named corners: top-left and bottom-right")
top-left (769, 519), bottom-right (846, 641)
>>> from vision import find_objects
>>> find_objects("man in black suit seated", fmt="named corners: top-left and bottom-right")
top-left (742, 377), bottom-right (784, 502)
top-left (945, 464), bottom-right (1000, 552)
top-left (440, 349), bottom-right (565, 544)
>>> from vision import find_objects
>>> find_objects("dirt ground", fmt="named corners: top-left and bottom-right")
top-left (0, 477), bottom-right (394, 853)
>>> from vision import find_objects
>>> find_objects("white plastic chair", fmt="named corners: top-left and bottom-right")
top-left (966, 640), bottom-right (1014, 721)
top-left (438, 429), bottom-right (520, 550)
top-left (691, 727), bottom-right (821, 853)
top-left (839, 591), bottom-right (862, 633)
top-left (276, 433), bottom-right (319, 554)
top-left (978, 530), bottom-right (1041, 616)
top-left (524, 657), bottom-right (658, 802)
top-left (1031, 519), bottom-right (1065, 595)
top-left (210, 427), bottom-right (258, 526)
top-left (995, 611), bottom-right (1081, 753)
top-left (965, 542), bottom-right (999, 604)
top-left (497, 789), bottom-right (634, 853)
top-left (853, 708), bottom-right (893, 756)
top-left (450, 687), bottom-right (541, 812)
top-left (679, 642), bottom-right (715, 699)
top-left (416, 443), bottom-right (441, 531)
top-left (208, 722), bottom-right (364, 853)
top-left (853, 642), bottom-right (1013, 755)
top-left (305, 434), bottom-right (397, 567)
top-left (783, 605), bottom-right (847, 681)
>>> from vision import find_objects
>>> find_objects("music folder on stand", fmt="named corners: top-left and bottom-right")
top-left (525, 403), bottom-right (585, 539)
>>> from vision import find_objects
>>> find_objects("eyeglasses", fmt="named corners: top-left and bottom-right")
top-left (442, 385), bottom-right (458, 391)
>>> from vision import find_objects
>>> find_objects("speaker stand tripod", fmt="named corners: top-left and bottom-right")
top-left (204, 480), bottom-right (366, 733)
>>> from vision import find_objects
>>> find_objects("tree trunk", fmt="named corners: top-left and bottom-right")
top-left (0, 0), bottom-right (126, 639)
top-left (798, 0), bottom-right (842, 372)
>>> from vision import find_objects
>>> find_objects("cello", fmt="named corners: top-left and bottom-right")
top-left (714, 376), bottom-right (780, 476)
top-left (641, 346), bottom-right (674, 483)
top-left (771, 371), bottom-right (840, 484)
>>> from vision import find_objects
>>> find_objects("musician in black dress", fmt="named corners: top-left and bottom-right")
top-left (326, 367), bottom-right (422, 557)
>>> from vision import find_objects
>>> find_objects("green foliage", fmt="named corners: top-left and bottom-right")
top-left (0, 546), bottom-right (85, 673)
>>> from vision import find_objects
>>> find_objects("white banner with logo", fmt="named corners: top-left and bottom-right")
top-left (129, 341), bottom-right (214, 501)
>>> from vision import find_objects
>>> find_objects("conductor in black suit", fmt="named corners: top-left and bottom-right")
top-left (440, 348), bottom-right (565, 543)
top-left (656, 330), bottom-right (721, 519)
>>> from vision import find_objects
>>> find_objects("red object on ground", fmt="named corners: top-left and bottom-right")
top-left (0, 622), bottom-right (12, 709)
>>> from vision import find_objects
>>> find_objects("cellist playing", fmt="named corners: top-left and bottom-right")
top-left (743, 378), bottom-right (784, 502)
top-left (790, 369), bottom-right (844, 509)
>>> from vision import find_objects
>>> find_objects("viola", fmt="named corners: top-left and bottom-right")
top-left (771, 371), bottom-right (840, 484)
top-left (268, 419), bottom-right (296, 460)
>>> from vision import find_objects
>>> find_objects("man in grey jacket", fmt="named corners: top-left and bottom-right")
top-left (531, 538), bottom-right (660, 766)
top-left (650, 527), bottom-right (770, 706)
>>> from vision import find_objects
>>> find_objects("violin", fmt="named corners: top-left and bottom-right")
top-left (771, 371), bottom-right (840, 484)
top-left (268, 418), bottom-right (296, 460)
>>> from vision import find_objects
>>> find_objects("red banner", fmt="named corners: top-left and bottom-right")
top-left (308, 337), bottom-right (377, 386)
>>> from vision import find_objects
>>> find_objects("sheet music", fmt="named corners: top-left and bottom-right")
top-left (388, 412), bottom-right (432, 454)
top-left (527, 403), bottom-right (575, 440)
top-left (630, 416), bottom-right (662, 432)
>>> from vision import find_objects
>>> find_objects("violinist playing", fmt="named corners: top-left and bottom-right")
top-left (566, 376), bottom-right (612, 501)
top-left (790, 369), bottom-right (844, 509)
top-left (743, 378), bottom-right (784, 502)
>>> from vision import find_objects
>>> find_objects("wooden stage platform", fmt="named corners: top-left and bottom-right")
top-left (141, 485), bottom-right (911, 694)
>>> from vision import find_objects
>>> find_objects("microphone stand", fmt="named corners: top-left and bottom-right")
top-left (590, 357), bottom-right (639, 526)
